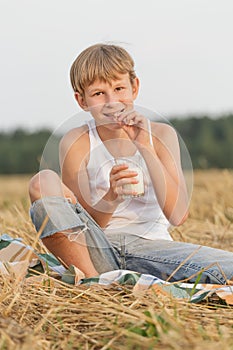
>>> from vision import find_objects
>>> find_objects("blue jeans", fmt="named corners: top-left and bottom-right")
top-left (30, 196), bottom-right (233, 284)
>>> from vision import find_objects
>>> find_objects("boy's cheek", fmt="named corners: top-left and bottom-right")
top-left (88, 104), bottom-right (103, 115)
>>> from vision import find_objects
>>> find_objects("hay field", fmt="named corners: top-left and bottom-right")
top-left (0, 170), bottom-right (233, 349)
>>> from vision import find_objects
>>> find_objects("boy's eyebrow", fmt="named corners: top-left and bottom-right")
top-left (85, 75), bottom-right (130, 94)
top-left (86, 84), bottom-right (109, 94)
top-left (86, 86), bottom-right (103, 94)
top-left (88, 79), bottom-right (127, 90)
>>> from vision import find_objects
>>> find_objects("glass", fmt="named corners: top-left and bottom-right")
top-left (115, 154), bottom-right (145, 198)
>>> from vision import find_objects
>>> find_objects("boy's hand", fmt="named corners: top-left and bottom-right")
top-left (109, 163), bottom-right (138, 198)
top-left (116, 110), bottom-right (152, 148)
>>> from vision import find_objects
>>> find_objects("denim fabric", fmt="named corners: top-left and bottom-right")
top-left (108, 234), bottom-right (233, 284)
top-left (30, 196), bottom-right (233, 283)
top-left (30, 197), bottom-right (120, 273)
top-left (30, 197), bottom-right (86, 238)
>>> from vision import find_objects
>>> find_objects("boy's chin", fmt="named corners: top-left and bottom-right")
top-left (96, 118), bottom-right (121, 128)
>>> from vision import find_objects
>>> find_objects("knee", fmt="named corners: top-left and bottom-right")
top-left (29, 170), bottom-right (60, 203)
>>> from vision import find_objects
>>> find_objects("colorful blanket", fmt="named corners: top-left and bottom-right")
top-left (1, 234), bottom-right (233, 305)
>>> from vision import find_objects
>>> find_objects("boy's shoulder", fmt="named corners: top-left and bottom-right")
top-left (62, 124), bottom-right (89, 139)
top-left (150, 121), bottom-right (180, 153)
top-left (59, 124), bottom-right (89, 153)
top-left (151, 121), bottom-right (177, 140)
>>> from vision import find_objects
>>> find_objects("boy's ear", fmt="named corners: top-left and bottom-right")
top-left (132, 77), bottom-right (140, 100)
top-left (74, 93), bottom-right (88, 111)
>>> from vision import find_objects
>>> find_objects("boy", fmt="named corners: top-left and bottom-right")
top-left (29, 43), bottom-right (233, 283)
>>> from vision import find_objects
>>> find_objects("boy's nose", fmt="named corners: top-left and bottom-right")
top-left (104, 93), bottom-right (118, 107)
top-left (104, 102), bottom-right (115, 108)
top-left (104, 101), bottom-right (122, 112)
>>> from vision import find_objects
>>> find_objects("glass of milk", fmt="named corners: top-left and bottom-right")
top-left (115, 154), bottom-right (145, 198)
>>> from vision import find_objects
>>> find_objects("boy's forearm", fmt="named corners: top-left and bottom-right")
top-left (139, 145), bottom-right (189, 226)
top-left (85, 190), bottom-right (121, 228)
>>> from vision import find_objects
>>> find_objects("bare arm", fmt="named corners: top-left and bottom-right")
top-left (59, 127), bottom-right (123, 227)
top-left (140, 123), bottom-right (189, 225)
top-left (116, 112), bottom-right (189, 226)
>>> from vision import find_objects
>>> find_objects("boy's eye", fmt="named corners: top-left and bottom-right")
top-left (93, 91), bottom-right (103, 96)
top-left (115, 87), bottom-right (124, 91)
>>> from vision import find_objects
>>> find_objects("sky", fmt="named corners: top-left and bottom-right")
top-left (0, 0), bottom-right (233, 131)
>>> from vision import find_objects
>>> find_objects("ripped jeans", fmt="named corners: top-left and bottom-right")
top-left (30, 196), bottom-right (233, 284)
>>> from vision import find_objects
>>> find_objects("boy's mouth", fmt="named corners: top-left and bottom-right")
top-left (103, 108), bottom-right (125, 120)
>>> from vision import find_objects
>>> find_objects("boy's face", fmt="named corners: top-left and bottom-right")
top-left (75, 73), bottom-right (139, 126)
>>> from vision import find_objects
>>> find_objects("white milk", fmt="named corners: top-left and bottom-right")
top-left (115, 155), bottom-right (145, 198)
top-left (123, 166), bottom-right (144, 197)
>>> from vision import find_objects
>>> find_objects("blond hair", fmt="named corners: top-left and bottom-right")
top-left (70, 43), bottom-right (136, 95)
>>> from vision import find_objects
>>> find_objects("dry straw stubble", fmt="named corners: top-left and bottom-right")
top-left (0, 170), bottom-right (233, 349)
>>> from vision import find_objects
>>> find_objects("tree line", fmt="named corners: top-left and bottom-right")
top-left (0, 114), bottom-right (232, 174)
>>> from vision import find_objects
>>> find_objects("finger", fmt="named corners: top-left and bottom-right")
top-left (111, 170), bottom-right (139, 185)
top-left (110, 164), bottom-right (129, 175)
top-left (124, 114), bottom-right (145, 127)
top-left (116, 109), bottom-right (137, 123)
top-left (116, 187), bottom-right (139, 197)
top-left (116, 175), bottom-right (139, 186)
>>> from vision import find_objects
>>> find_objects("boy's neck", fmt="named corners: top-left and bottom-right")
top-left (96, 123), bottom-right (128, 141)
top-left (95, 122), bottom-right (137, 157)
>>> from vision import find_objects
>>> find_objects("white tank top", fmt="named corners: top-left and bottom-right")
top-left (86, 119), bottom-right (172, 241)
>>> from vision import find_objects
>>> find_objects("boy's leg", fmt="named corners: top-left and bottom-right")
top-left (109, 235), bottom-right (233, 284)
top-left (29, 169), bottom-right (77, 204)
top-left (29, 171), bottom-right (120, 276)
